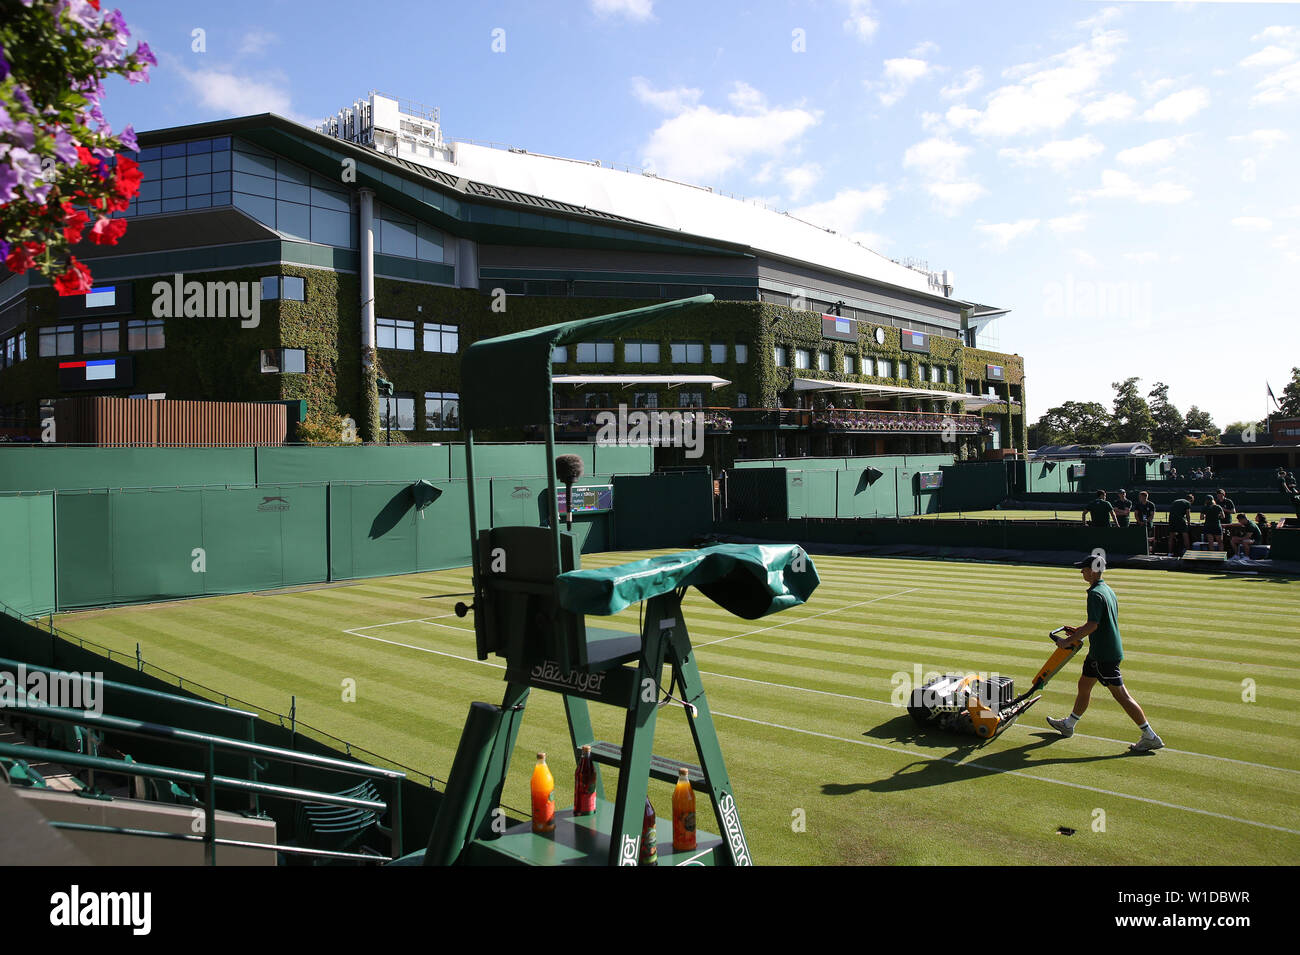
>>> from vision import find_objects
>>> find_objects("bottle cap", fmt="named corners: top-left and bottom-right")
top-left (537, 752), bottom-right (546, 759)
top-left (678, 767), bottom-right (689, 777)
top-left (580, 744), bottom-right (591, 754)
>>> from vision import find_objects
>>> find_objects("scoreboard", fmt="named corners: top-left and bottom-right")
top-left (58, 356), bottom-right (134, 391)
top-left (558, 484), bottom-right (614, 515)
top-left (918, 471), bottom-right (944, 490)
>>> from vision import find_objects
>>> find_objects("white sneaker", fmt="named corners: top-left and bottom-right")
top-left (1047, 716), bottom-right (1075, 738)
top-left (1129, 734), bottom-right (1164, 753)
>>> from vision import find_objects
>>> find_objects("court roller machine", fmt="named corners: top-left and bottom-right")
top-left (907, 627), bottom-right (1082, 740)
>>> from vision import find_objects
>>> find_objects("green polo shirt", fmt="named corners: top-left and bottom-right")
top-left (1168, 499), bottom-right (1192, 523)
top-left (1086, 580), bottom-right (1123, 662)
top-left (1085, 499), bottom-right (1114, 527)
top-left (1238, 519), bottom-right (1261, 541)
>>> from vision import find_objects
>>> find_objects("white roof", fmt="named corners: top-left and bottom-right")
top-left (792, 378), bottom-right (1017, 409)
top-left (424, 143), bottom-right (938, 296)
top-left (553, 374), bottom-right (731, 390)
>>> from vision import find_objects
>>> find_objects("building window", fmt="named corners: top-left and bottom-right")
top-left (946, 367), bottom-right (956, 385)
top-left (576, 341), bottom-right (614, 363)
top-left (381, 393), bottom-right (415, 431)
top-left (85, 286), bottom-right (116, 308)
top-left (632, 392), bottom-right (659, 408)
top-left (17, 332), bottom-right (26, 362)
top-left (898, 360), bottom-right (909, 380)
top-left (679, 392), bottom-right (704, 408)
top-left (818, 351), bottom-right (831, 372)
top-left (794, 349), bottom-right (811, 370)
top-left (39, 324), bottom-right (76, 357)
top-left (124, 319), bottom-right (165, 351)
top-left (553, 345), bottom-right (568, 363)
top-left (625, 340), bottom-right (660, 363)
top-left (583, 392), bottom-right (611, 408)
top-left (735, 343), bottom-right (748, 363)
top-left (82, 321), bottom-right (120, 355)
top-left (258, 347), bottom-right (305, 374)
top-left (930, 365), bottom-right (942, 383)
top-left (671, 341), bottom-right (704, 364)
top-left (425, 391), bottom-right (460, 430)
top-left (423, 323), bottom-right (458, 354)
top-left (737, 393), bottom-right (749, 408)
top-left (260, 275), bottom-right (306, 302)
top-left (2, 337), bottom-right (14, 368)
top-left (877, 358), bottom-right (892, 378)
top-left (843, 355), bottom-right (855, 375)
top-left (376, 318), bottom-right (415, 350)
top-left (774, 345), bottom-right (788, 367)
top-left (710, 342), bottom-right (727, 364)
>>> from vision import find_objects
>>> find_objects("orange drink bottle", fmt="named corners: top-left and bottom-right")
top-left (531, 752), bottom-right (555, 833)
top-left (574, 744), bottom-right (597, 816)
top-left (672, 767), bottom-right (696, 851)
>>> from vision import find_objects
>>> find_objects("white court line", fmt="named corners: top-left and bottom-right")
top-left (710, 709), bottom-right (1300, 837)
top-left (347, 612), bottom-right (457, 632)
top-left (343, 629), bottom-right (505, 670)
top-left (697, 669), bottom-right (1300, 777)
top-left (693, 588), bottom-right (919, 648)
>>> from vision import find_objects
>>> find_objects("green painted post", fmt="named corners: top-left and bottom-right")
top-left (204, 741), bottom-right (216, 866)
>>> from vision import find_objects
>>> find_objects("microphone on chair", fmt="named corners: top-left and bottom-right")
top-left (556, 454), bottom-right (585, 528)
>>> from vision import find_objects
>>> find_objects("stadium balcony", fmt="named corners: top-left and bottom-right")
top-left (549, 406), bottom-right (989, 438)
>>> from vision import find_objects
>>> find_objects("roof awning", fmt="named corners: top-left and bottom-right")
top-left (963, 395), bottom-right (1022, 411)
top-left (553, 374), bottom-right (731, 390)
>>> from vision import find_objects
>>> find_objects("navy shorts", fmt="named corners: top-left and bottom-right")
top-left (1082, 656), bottom-right (1124, 687)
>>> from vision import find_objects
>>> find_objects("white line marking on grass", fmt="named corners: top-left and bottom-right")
top-left (347, 613), bottom-right (457, 632)
top-left (698, 670), bottom-right (1300, 777)
top-left (418, 620), bottom-right (474, 633)
top-left (694, 588), bottom-right (919, 649)
top-left (710, 709), bottom-right (1300, 836)
top-left (344, 630), bottom-right (505, 670)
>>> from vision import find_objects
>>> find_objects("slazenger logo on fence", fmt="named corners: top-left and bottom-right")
top-left (49, 885), bottom-right (151, 935)
top-left (594, 404), bottom-right (704, 460)
top-left (529, 661), bottom-right (607, 696)
top-left (718, 792), bottom-right (751, 865)
top-left (0, 665), bottom-right (103, 716)
top-left (151, 273), bottom-right (260, 328)
top-left (257, 495), bottom-right (290, 512)
top-left (619, 833), bottom-right (640, 866)
top-left (510, 486), bottom-right (532, 499)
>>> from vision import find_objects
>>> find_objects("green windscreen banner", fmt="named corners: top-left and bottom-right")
top-left (0, 493), bottom-right (56, 617)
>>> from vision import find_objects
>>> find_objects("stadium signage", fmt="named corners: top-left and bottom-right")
top-left (820, 314), bottom-right (857, 342)
top-left (718, 792), bottom-right (752, 865)
top-left (619, 833), bottom-right (640, 866)
top-left (509, 658), bottom-right (637, 706)
top-left (986, 364), bottom-right (1004, 380)
top-left (58, 356), bottom-right (134, 391)
top-left (900, 330), bottom-right (930, 354)
top-left (257, 495), bottom-right (290, 512)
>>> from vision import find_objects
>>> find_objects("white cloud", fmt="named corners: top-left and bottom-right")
top-left (1080, 92), bottom-right (1137, 125)
top-left (926, 181), bottom-right (987, 211)
top-left (1229, 128), bottom-right (1288, 153)
top-left (976, 219), bottom-right (1039, 248)
top-left (1049, 212), bottom-right (1090, 234)
top-left (1253, 26), bottom-right (1299, 44)
top-left (238, 29), bottom-right (277, 56)
top-left (1141, 77), bottom-right (1178, 100)
top-left (999, 135), bottom-right (1105, 172)
top-left (911, 41), bottom-right (940, 58)
top-left (1071, 248), bottom-right (1100, 268)
top-left (920, 111), bottom-right (946, 132)
top-left (177, 64), bottom-right (299, 120)
top-left (590, 0), bottom-right (653, 21)
top-left (1124, 251), bottom-right (1160, 265)
top-left (877, 57), bottom-right (934, 107)
top-left (1252, 61), bottom-right (1300, 106)
top-left (903, 137), bottom-right (970, 181)
top-left (1083, 169), bottom-right (1192, 204)
top-left (945, 105), bottom-right (981, 129)
top-left (1232, 216), bottom-right (1272, 231)
top-left (639, 82), bottom-right (821, 183)
top-left (781, 163), bottom-right (822, 201)
top-left (1142, 88), bottom-right (1209, 123)
top-left (791, 186), bottom-right (890, 237)
top-left (1115, 135), bottom-right (1190, 166)
top-left (631, 78), bottom-right (701, 113)
top-left (1077, 5), bottom-right (1122, 30)
top-left (955, 30), bottom-right (1126, 137)
top-left (1241, 45), bottom-right (1297, 70)
top-left (842, 0), bottom-right (878, 42)
top-left (941, 68), bottom-right (983, 99)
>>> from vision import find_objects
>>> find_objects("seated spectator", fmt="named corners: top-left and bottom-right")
top-left (1228, 513), bottom-right (1262, 558)
top-left (1255, 513), bottom-right (1271, 545)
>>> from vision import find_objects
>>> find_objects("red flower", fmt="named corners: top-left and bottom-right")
top-left (54, 257), bottom-right (94, 297)
top-left (113, 154), bottom-right (142, 200)
top-left (89, 216), bottom-right (128, 245)
top-left (63, 204), bottom-right (90, 243)
top-left (77, 146), bottom-right (96, 166)
top-left (4, 242), bottom-right (44, 275)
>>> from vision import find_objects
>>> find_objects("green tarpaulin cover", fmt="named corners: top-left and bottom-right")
top-left (555, 543), bottom-right (819, 619)
top-left (460, 295), bottom-right (715, 430)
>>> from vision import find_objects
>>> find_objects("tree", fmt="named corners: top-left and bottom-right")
top-left (1030, 400), bottom-right (1112, 447)
top-left (1, 1), bottom-right (153, 291)
top-left (1276, 367), bottom-right (1300, 417)
top-left (1184, 406), bottom-right (1218, 440)
top-left (1223, 420), bottom-right (1266, 444)
top-left (1147, 382), bottom-right (1185, 453)
top-left (1111, 377), bottom-right (1153, 443)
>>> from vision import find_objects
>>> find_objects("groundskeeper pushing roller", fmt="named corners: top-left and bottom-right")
top-left (907, 627), bottom-right (1083, 740)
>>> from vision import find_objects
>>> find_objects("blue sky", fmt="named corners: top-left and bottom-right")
top-left (101, 0), bottom-right (1300, 428)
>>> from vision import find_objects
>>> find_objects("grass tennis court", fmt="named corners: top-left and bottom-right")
top-left (53, 552), bottom-right (1300, 865)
